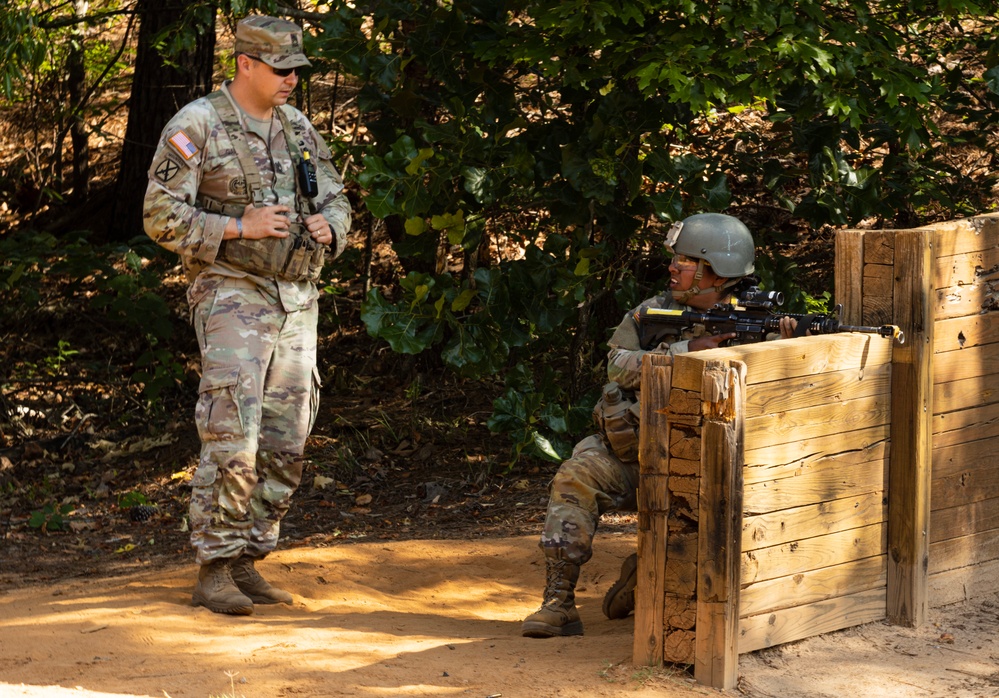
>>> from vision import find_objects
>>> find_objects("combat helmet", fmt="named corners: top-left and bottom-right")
top-left (665, 213), bottom-right (755, 303)
top-left (665, 212), bottom-right (755, 278)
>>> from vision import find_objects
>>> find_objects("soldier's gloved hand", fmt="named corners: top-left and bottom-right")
top-left (303, 212), bottom-right (333, 247)
top-left (235, 204), bottom-right (292, 240)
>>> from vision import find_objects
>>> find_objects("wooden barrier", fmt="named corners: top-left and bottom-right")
top-left (633, 214), bottom-right (999, 688)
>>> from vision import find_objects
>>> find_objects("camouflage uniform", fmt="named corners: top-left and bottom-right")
top-left (540, 294), bottom-right (701, 565)
top-left (144, 77), bottom-right (351, 565)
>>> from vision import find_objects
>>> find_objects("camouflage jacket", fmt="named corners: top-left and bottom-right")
top-left (605, 294), bottom-right (701, 391)
top-left (143, 81), bottom-right (351, 310)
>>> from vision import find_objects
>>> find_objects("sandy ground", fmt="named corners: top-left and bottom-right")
top-left (1, 532), bottom-right (997, 698)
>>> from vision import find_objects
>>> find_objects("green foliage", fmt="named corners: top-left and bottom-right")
top-left (322, 0), bottom-right (999, 463)
top-left (29, 502), bottom-right (73, 532)
top-left (0, 230), bottom-right (183, 406)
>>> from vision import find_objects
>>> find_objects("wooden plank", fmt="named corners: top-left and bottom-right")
top-left (739, 556), bottom-right (887, 617)
top-left (931, 437), bottom-right (999, 480)
top-left (671, 334), bottom-right (893, 392)
top-left (741, 523), bottom-right (886, 585)
top-left (933, 315), bottom-right (999, 353)
top-left (863, 230), bottom-right (896, 264)
top-left (932, 460), bottom-right (999, 510)
top-left (933, 282), bottom-right (999, 321)
top-left (933, 394), bottom-right (999, 448)
top-left (738, 588), bottom-right (886, 654)
top-left (743, 492), bottom-right (887, 551)
top-left (933, 375), bottom-right (999, 418)
top-left (887, 228), bottom-right (933, 628)
top-left (933, 245), bottom-right (999, 291)
top-left (931, 216), bottom-right (999, 257)
top-left (743, 459), bottom-right (885, 515)
top-left (744, 440), bottom-right (888, 487)
top-left (633, 352), bottom-right (673, 666)
top-left (932, 497), bottom-right (999, 543)
top-left (742, 362), bottom-right (891, 419)
top-left (929, 557), bottom-right (999, 607)
top-left (835, 229), bottom-right (865, 325)
top-left (863, 264), bottom-right (895, 325)
top-left (745, 394), bottom-right (890, 450)
top-left (744, 426), bottom-right (889, 471)
top-left (933, 343), bottom-right (999, 384)
top-left (928, 528), bottom-right (999, 575)
top-left (694, 361), bottom-right (744, 690)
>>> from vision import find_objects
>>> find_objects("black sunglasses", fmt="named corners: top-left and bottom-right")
top-left (246, 55), bottom-right (300, 78)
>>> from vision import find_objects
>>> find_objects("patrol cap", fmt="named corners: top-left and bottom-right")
top-left (234, 15), bottom-right (311, 69)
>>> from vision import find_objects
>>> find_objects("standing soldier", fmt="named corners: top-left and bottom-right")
top-left (143, 15), bottom-right (351, 615)
top-left (521, 213), bottom-right (798, 637)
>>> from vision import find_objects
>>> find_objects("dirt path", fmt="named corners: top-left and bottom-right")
top-left (1, 533), bottom-right (997, 698)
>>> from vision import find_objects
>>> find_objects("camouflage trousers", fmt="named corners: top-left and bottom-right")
top-left (189, 278), bottom-right (320, 565)
top-left (539, 434), bottom-right (639, 565)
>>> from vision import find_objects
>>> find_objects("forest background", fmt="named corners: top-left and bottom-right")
top-left (2, 0), bottom-right (999, 572)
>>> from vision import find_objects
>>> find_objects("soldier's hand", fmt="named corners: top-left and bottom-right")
top-left (303, 212), bottom-right (333, 246)
top-left (237, 204), bottom-right (292, 239)
top-left (779, 316), bottom-right (802, 339)
top-left (688, 332), bottom-right (737, 351)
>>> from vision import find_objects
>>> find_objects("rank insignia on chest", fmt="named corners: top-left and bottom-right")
top-left (228, 176), bottom-right (247, 197)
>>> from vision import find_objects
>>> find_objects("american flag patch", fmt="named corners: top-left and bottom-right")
top-left (168, 130), bottom-right (199, 160)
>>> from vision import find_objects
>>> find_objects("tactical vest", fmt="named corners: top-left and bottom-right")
top-left (199, 90), bottom-right (326, 283)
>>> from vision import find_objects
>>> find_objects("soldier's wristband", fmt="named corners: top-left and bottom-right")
top-left (236, 218), bottom-right (243, 240)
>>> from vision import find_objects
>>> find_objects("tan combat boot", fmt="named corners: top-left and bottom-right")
top-left (230, 555), bottom-right (293, 605)
top-left (192, 559), bottom-right (254, 615)
top-left (521, 558), bottom-right (584, 638)
top-left (602, 552), bottom-right (637, 620)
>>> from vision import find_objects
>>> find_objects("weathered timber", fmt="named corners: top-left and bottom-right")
top-left (664, 595), bottom-right (697, 629)
top-left (742, 492), bottom-right (887, 551)
top-left (928, 528), bottom-right (999, 575)
top-left (863, 264), bottom-right (895, 325)
top-left (739, 556), bottom-right (887, 617)
top-left (742, 523), bottom-right (886, 585)
top-left (664, 629), bottom-right (696, 664)
top-left (932, 497), bottom-right (999, 543)
top-left (934, 284), bottom-right (999, 321)
top-left (933, 315), bottom-right (999, 353)
top-left (633, 353), bottom-right (673, 666)
top-left (932, 463), bottom-right (999, 510)
top-left (743, 426), bottom-right (889, 470)
top-left (671, 334), bottom-right (892, 392)
top-left (929, 557), bottom-right (999, 606)
top-left (694, 360), bottom-right (745, 690)
top-left (745, 394), bottom-right (890, 450)
top-left (933, 402), bottom-right (999, 448)
top-left (741, 362), bottom-right (892, 419)
top-left (933, 344), bottom-right (999, 384)
top-left (738, 588), bottom-right (886, 653)
top-left (743, 458), bottom-right (886, 515)
top-left (863, 230), bottom-right (896, 264)
top-left (743, 440), bottom-right (888, 487)
top-left (835, 230), bottom-right (865, 324)
top-left (932, 437), bottom-right (999, 481)
top-left (888, 229), bottom-right (933, 627)
top-left (933, 376), bottom-right (999, 418)
top-left (933, 245), bottom-right (999, 291)
top-left (930, 215), bottom-right (999, 257)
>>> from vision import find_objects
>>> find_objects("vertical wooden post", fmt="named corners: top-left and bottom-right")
top-left (633, 353), bottom-right (673, 665)
top-left (836, 229), bottom-right (866, 324)
top-left (887, 229), bottom-right (933, 626)
top-left (694, 360), bottom-right (745, 689)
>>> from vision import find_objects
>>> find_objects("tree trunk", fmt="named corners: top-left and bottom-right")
top-left (106, 0), bottom-right (215, 242)
top-left (68, 0), bottom-right (90, 204)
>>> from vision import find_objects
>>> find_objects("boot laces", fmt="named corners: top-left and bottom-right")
top-left (209, 561), bottom-right (237, 592)
top-left (541, 559), bottom-right (570, 606)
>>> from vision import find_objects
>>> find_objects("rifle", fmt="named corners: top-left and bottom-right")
top-left (635, 287), bottom-right (905, 346)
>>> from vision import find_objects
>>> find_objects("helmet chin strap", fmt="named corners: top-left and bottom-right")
top-left (671, 259), bottom-right (736, 304)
